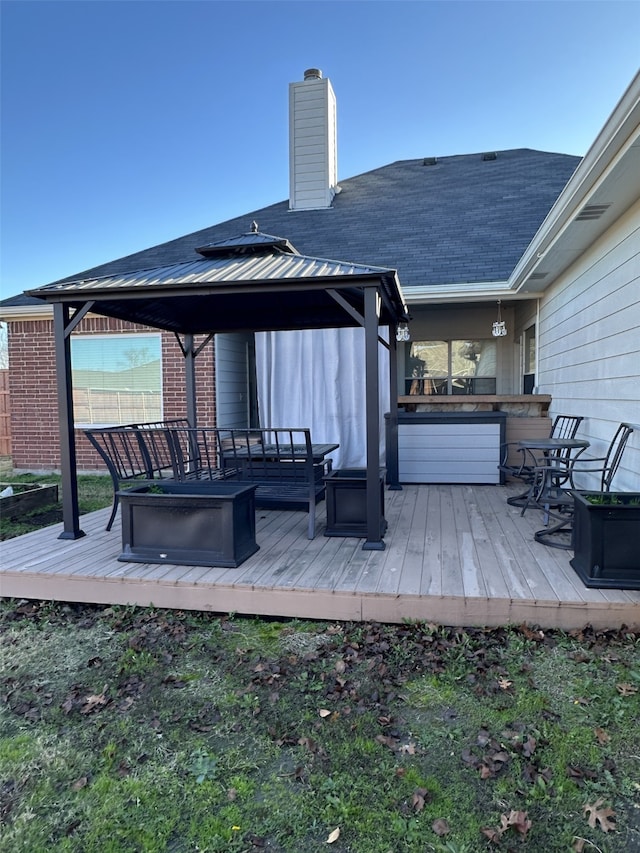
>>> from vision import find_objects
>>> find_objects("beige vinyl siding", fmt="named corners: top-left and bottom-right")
top-left (537, 198), bottom-right (640, 490)
top-left (215, 333), bottom-right (251, 428)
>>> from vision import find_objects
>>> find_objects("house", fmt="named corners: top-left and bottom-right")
top-left (1, 68), bottom-right (639, 491)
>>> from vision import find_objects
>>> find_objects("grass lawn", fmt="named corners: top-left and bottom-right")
top-left (1, 601), bottom-right (638, 852)
top-left (1, 473), bottom-right (639, 850)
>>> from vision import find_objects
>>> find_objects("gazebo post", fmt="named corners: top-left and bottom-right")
top-left (53, 303), bottom-right (84, 540)
top-left (362, 286), bottom-right (385, 551)
top-left (386, 325), bottom-right (401, 490)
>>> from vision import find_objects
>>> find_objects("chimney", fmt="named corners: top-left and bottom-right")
top-left (289, 68), bottom-right (338, 210)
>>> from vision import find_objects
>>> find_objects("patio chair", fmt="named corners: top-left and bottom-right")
top-left (532, 422), bottom-right (636, 549)
top-left (499, 414), bottom-right (584, 482)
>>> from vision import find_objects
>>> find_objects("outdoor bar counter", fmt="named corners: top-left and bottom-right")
top-left (386, 396), bottom-right (552, 486)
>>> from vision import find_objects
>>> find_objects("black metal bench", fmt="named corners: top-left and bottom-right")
top-left (85, 424), bottom-right (335, 539)
top-left (84, 419), bottom-right (193, 532)
top-left (162, 426), bottom-right (335, 540)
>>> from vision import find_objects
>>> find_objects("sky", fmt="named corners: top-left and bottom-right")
top-left (1, 0), bottom-right (639, 300)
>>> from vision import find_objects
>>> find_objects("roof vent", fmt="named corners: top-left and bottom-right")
top-left (575, 203), bottom-right (611, 221)
top-left (423, 157), bottom-right (438, 166)
top-left (482, 152), bottom-right (497, 161)
top-left (304, 68), bottom-right (322, 80)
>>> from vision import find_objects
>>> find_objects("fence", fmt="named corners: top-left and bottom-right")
top-left (0, 371), bottom-right (10, 456)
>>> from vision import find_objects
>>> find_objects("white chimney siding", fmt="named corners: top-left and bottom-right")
top-left (289, 70), bottom-right (338, 210)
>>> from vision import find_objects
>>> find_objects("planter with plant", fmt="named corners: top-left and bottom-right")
top-left (570, 490), bottom-right (640, 589)
top-left (117, 481), bottom-right (259, 567)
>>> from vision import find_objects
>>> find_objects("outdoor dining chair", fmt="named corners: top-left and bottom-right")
top-left (532, 422), bottom-right (636, 549)
top-left (499, 414), bottom-right (584, 483)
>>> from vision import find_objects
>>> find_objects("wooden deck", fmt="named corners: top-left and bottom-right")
top-left (1, 483), bottom-right (639, 630)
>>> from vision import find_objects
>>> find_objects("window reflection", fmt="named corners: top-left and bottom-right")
top-left (405, 340), bottom-right (496, 395)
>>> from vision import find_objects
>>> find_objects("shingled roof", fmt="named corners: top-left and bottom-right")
top-left (5, 147), bottom-right (581, 306)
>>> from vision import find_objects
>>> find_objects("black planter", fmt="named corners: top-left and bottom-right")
top-left (117, 481), bottom-right (259, 568)
top-left (324, 469), bottom-right (386, 538)
top-left (570, 491), bottom-right (640, 589)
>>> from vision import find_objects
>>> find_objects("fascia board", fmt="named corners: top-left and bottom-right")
top-left (0, 303), bottom-right (53, 322)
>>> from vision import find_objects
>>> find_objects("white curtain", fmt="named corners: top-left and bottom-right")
top-left (255, 328), bottom-right (389, 469)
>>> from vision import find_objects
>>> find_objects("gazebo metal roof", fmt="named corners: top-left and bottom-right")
top-left (27, 231), bottom-right (409, 550)
top-left (28, 230), bottom-right (408, 335)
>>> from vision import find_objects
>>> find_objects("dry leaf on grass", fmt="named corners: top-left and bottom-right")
top-left (432, 818), bottom-right (450, 836)
top-left (482, 809), bottom-right (532, 842)
top-left (80, 685), bottom-right (109, 715)
top-left (411, 788), bottom-right (429, 813)
top-left (326, 826), bottom-right (340, 843)
top-left (583, 798), bottom-right (616, 832)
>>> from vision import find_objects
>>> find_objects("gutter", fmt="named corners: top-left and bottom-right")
top-left (0, 302), bottom-right (53, 322)
top-left (403, 281), bottom-right (533, 305)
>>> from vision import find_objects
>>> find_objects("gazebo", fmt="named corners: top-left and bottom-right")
top-left (27, 229), bottom-right (410, 550)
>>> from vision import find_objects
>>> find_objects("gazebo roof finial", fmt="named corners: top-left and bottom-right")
top-left (250, 220), bottom-right (259, 233)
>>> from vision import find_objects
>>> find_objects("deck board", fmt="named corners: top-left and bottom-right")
top-left (1, 483), bottom-right (639, 631)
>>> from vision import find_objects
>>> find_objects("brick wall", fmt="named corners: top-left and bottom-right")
top-left (8, 316), bottom-right (216, 472)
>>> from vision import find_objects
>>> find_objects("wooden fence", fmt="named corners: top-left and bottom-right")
top-left (0, 370), bottom-right (11, 457)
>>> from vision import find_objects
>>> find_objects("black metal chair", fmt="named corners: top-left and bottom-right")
top-left (533, 422), bottom-right (636, 549)
top-left (499, 414), bottom-right (584, 483)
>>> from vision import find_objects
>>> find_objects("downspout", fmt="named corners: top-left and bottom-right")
top-left (535, 298), bottom-right (540, 394)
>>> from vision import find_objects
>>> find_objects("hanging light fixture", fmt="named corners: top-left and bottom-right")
top-left (492, 300), bottom-right (507, 337)
top-left (396, 321), bottom-right (410, 342)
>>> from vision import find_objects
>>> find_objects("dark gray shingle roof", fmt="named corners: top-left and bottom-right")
top-left (7, 148), bottom-right (581, 304)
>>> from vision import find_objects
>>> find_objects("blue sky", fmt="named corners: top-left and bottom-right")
top-left (1, 0), bottom-right (639, 300)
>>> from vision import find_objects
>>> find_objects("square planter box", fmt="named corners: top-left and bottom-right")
top-left (570, 491), bottom-right (640, 589)
top-left (117, 481), bottom-right (259, 568)
top-left (324, 468), bottom-right (387, 538)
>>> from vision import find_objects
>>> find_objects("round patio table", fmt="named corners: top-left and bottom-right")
top-left (508, 437), bottom-right (590, 518)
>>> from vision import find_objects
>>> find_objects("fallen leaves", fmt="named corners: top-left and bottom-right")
top-left (411, 787), bottom-right (431, 813)
top-left (80, 685), bottom-right (109, 715)
top-left (482, 809), bottom-right (532, 842)
top-left (326, 826), bottom-right (340, 843)
top-left (431, 817), bottom-right (450, 836)
top-left (61, 684), bottom-right (110, 715)
top-left (583, 798), bottom-right (616, 832)
top-left (462, 728), bottom-right (512, 780)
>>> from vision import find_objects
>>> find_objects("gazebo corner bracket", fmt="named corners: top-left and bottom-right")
top-left (173, 332), bottom-right (215, 359)
top-left (63, 301), bottom-right (96, 338)
top-left (327, 288), bottom-right (389, 346)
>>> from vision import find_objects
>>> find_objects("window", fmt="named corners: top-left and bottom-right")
top-left (71, 334), bottom-right (162, 426)
top-left (523, 326), bottom-right (536, 394)
top-left (405, 340), bottom-right (497, 395)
